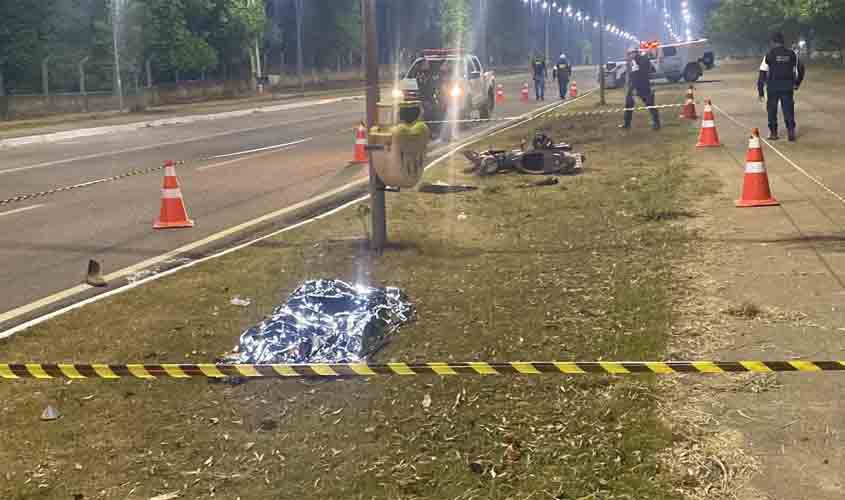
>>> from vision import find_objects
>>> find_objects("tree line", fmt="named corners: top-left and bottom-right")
top-left (0, 0), bottom-right (598, 95)
top-left (707, 0), bottom-right (845, 57)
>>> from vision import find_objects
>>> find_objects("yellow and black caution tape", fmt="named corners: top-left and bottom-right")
top-left (2, 360), bottom-right (844, 380)
top-left (425, 103), bottom-right (687, 125)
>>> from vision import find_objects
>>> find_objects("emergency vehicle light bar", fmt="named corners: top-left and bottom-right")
top-left (423, 49), bottom-right (464, 57)
top-left (640, 40), bottom-right (660, 50)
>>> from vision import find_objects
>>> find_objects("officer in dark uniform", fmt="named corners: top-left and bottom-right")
top-left (620, 46), bottom-right (660, 130)
top-left (552, 54), bottom-right (572, 100)
top-left (758, 32), bottom-right (805, 141)
top-left (531, 56), bottom-right (547, 101)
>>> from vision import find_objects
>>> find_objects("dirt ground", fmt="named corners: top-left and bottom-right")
top-left (675, 60), bottom-right (845, 500)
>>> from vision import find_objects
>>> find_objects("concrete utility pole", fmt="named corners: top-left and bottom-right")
top-left (42, 56), bottom-right (52, 97)
top-left (112, 0), bottom-right (124, 111)
top-left (598, 0), bottom-right (606, 105)
top-left (544, 2), bottom-right (550, 63)
top-left (362, 0), bottom-right (386, 252)
top-left (479, 0), bottom-right (487, 66)
top-left (295, 0), bottom-right (305, 92)
top-left (250, 0), bottom-right (262, 82)
top-left (640, 0), bottom-right (645, 40)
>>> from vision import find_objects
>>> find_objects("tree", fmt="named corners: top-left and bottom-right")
top-left (441, 0), bottom-right (470, 48)
top-left (147, 0), bottom-right (218, 80)
top-left (707, 0), bottom-right (802, 55)
top-left (0, 0), bottom-right (56, 92)
top-left (229, 0), bottom-right (266, 78)
top-left (800, 0), bottom-right (845, 56)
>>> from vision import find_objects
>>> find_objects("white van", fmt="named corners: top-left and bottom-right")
top-left (600, 39), bottom-right (715, 88)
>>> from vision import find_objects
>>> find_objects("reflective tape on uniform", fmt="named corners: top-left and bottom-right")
top-left (745, 161), bottom-right (766, 173)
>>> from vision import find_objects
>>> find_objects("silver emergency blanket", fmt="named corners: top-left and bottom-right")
top-left (237, 279), bottom-right (413, 364)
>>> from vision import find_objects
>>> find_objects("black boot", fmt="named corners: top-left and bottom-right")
top-left (767, 130), bottom-right (779, 141)
top-left (788, 129), bottom-right (796, 142)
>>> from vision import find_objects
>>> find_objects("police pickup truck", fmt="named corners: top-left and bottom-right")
top-left (601, 39), bottom-right (715, 89)
top-left (393, 49), bottom-right (497, 124)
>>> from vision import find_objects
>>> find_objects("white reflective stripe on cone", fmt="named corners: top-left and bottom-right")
top-left (749, 137), bottom-right (761, 149)
top-left (745, 161), bottom-right (766, 174)
top-left (164, 166), bottom-right (177, 177)
top-left (702, 120), bottom-right (715, 128)
top-left (162, 188), bottom-right (184, 199)
top-left (356, 138), bottom-right (367, 145)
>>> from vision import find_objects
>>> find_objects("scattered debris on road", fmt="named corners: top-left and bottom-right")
top-left (229, 296), bottom-right (252, 307)
top-left (417, 181), bottom-right (478, 194)
top-left (85, 259), bottom-right (107, 288)
top-left (40, 405), bottom-right (60, 421)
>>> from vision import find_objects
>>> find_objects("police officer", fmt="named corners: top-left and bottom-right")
top-left (758, 32), bottom-right (805, 142)
top-left (552, 53), bottom-right (572, 101)
top-left (531, 55), bottom-right (547, 101)
top-left (620, 46), bottom-right (660, 130)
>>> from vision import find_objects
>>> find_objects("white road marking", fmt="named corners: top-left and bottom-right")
top-left (205, 137), bottom-right (313, 160)
top-left (0, 204), bottom-right (45, 218)
top-left (196, 147), bottom-right (295, 172)
top-left (0, 88), bottom-right (595, 339)
top-left (712, 103), bottom-right (845, 208)
top-left (0, 112), bottom-right (355, 176)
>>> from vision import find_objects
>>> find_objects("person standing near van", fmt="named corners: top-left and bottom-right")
top-left (758, 32), bottom-right (805, 141)
top-left (553, 54), bottom-right (572, 100)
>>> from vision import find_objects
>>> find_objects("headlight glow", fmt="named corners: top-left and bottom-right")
top-left (450, 85), bottom-right (462, 98)
top-left (391, 88), bottom-right (404, 99)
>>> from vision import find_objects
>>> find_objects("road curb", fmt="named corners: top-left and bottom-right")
top-left (0, 95), bottom-right (365, 149)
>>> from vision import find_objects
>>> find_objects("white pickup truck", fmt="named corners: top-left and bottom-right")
top-left (394, 49), bottom-right (497, 123)
top-left (601, 39), bottom-right (715, 88)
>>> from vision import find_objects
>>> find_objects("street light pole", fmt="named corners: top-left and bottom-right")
top-left (544, 3), bottom-right (550, 63)
top-left (295, 0), bottom-right (305, 92)
top-left (362, 0), bottom-right (386, 252)
top-left (598, 0), bottom-right (606, 105)
top-left (111, 0), bottom-right (124, 111)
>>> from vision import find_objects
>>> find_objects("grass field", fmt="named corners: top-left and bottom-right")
top-left (0, 86), bottom-right (715, 500)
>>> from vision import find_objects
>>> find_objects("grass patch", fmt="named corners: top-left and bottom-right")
top-left (0, 86), bottom-right (709, 499)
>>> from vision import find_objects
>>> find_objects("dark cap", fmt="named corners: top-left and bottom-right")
top-left (771, 32), bottom-right (785, 45)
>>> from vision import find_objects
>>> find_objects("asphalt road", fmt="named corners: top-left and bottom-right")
top-left (0, 69), bottom-right (596, 328)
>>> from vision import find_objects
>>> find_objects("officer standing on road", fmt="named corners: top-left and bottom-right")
top-left (553, 53), bottom-right (572, 101)
top-left (620, 46), bottom-right (660, 130)
top-left (758, 32), bottom-right (805, 142)
top-left (531, 55), bottom-right (547, 101)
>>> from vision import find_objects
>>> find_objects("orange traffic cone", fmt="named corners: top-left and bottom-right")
top-left (696, 100), bottom-right (721, 147)
top-left (154, 161), bottom-right (194, 229)
top-left (521, 83), bottom-right (530, 103)
top-left (496, 84), bottom-right (505, 105)
top-left (680, 86), bottom-right (697, 119)
top-left (351, 122), bottom-right (368, 165)
top-left (570, 80), bottom-right (578, 98)
top-left (736, 128), bottom-right (779, 208)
